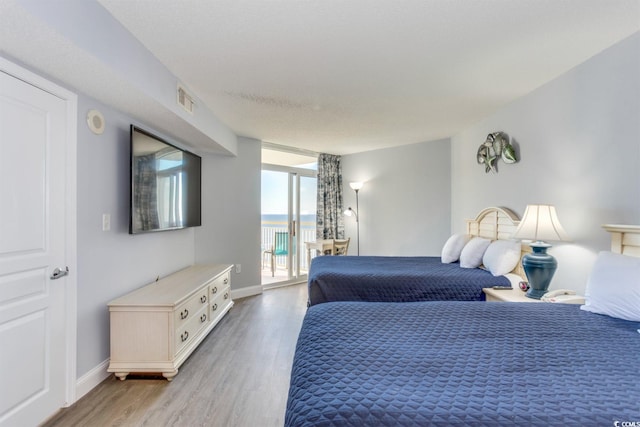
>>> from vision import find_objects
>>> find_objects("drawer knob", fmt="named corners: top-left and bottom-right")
top-left (212, 286), bottom-right (217, 294)
top-left (200, 313), bottom-right (207, 323)
top-left (200, 295), bottom-right (207, 304)
top-left (180, 309), bottom-right (189, 320)
top-left (223, 277), bottom-right (229, 285)
top-left (212, 303), bottom-right (217, 312)
top-left (181, 331), bottom-right (189, 342)
top-left (224, 292), bottom-right (229, 300)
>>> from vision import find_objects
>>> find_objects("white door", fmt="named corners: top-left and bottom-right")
top-left (0, 64), bottom-right (74, 426)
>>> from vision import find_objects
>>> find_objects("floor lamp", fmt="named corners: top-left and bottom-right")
top-left (344, 182), bottom-right (363, 255)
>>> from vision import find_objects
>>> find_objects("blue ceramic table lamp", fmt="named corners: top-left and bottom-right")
top-left (511, 205), bottom-right (570, 299)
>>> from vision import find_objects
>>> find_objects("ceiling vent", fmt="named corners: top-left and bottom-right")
top-left (177, 84), bottom-right (195, 114)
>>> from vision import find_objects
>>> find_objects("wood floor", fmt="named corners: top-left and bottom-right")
top-left (43, 283), bottom-right (308, 427)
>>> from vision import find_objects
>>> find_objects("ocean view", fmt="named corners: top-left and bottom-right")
top-left (261, 214), bottom-right (316, 228)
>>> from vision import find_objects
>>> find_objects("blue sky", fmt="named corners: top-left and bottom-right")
top-left (261, 170), bottom-right (316, 216)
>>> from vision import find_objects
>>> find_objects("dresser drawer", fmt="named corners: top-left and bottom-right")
top-left (174, 287), bottom-right (210, 327)
top-left (209, 271), bottom-right (230, 299)
top-left (211, 285), bottom-right (231, 317)
top-left (175, 304), bottom-right (209, 355)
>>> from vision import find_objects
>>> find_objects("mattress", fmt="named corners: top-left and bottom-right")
top-left (308, 256), bottom-right (510, 306)
top-left (286, 301), bottom-right (640, 426)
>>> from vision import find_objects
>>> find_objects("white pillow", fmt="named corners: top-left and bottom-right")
top-left (580, 251), bottom-right (640, 321)
top-left (441, 233), bottom-right (472, 263)
top-left (482, 240), bottom-right (522, 276)
top-left (459, 237), bottom-right (491, 268)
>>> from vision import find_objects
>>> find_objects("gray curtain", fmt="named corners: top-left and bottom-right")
top-left (316, 153), bottom-right (344, 239)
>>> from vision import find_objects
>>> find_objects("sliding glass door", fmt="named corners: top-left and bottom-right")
top-left (299, 175), bottom-right (318, 270)
top-left (261, 166), bottom-right (317, 287)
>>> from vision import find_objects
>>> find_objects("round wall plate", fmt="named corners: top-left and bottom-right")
top-left (87, 109), bottom-right (105, 135)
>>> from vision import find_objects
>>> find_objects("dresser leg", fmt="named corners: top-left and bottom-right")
top-left (114, 372), bottom-right (129, 381)
top-left (163, 370), bottom-right (178, 381)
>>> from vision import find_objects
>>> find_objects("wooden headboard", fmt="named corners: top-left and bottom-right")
top-left (466, 207), bottom-right (520, 241)
top-left (602, 224), bottom-right (640, 257)
top-left (466, 206), bottom-right (527, 277)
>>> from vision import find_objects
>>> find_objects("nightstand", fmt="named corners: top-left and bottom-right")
top-left (483, 287), bottom-right (542, 303)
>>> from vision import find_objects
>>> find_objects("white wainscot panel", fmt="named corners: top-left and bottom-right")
top-left (0, 268), bottom-right (47, 306)
top-left (0, 97), bottom-right (47, 255)
top-left (0, 310), bottom-right (47, 419)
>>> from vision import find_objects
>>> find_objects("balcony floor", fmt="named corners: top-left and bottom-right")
top-left (261, 264), bottom-right (308, 287)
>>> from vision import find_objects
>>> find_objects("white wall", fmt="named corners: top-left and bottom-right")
top-left (195, 137), bottom-right (262, 296)
top-left (342, 139), bottom-right (451, 256)
top-left (451, 32), bottom-right (640, 294)
top-left (76, 99), bottom-right (264, 380)
top-left (76, 95), bottom-right (196, 377)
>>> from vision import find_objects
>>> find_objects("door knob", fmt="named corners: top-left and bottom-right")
top-left (50, 266), bottom-right (69, 280)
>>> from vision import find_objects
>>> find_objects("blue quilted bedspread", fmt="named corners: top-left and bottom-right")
top-left (286, 301), bottom-right (640, 426)
top-left (308, 256), bottom-right (510, 306)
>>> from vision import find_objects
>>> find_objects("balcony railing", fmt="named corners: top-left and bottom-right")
top-left (261, 219), bottom-right (317, 272)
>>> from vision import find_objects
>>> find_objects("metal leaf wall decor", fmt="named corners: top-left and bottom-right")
top-left (476, 132), bottom-right (518, 173)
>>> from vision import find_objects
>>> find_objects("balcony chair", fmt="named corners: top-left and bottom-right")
top-left (263, 231), bottom-right (289, 277)
top-left (331, 238), bottom-right (350, 256)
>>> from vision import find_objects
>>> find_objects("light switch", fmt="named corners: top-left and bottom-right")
top-left (102, 213), bottom-right (111, 231)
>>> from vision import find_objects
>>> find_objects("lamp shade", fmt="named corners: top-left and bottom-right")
top-left (349, 182), bottom-right (364, 191)
top-left (512, 205), bottom-right (570, 243)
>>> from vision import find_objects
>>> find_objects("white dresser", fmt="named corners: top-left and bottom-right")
top-left (108, 264), bottom-right (233, 381)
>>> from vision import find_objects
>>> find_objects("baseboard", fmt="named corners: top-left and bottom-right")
top-left (74, 359), bottom-right (111, 403)
top-left (230, 284), bottom-right (263, 300)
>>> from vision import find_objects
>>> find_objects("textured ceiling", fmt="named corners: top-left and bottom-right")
top-left (98, 0), bottom-right (640, 155)
top-left (3, 1), bottom-right (638, 156)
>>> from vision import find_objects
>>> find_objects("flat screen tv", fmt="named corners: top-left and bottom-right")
top-left (129, 125), bottom-right (202, 234)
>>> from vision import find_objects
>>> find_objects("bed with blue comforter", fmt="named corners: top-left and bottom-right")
top-left (308, 256), bottom-right (511, 306)
top-left (285, 301), bottom-right (640, 426)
